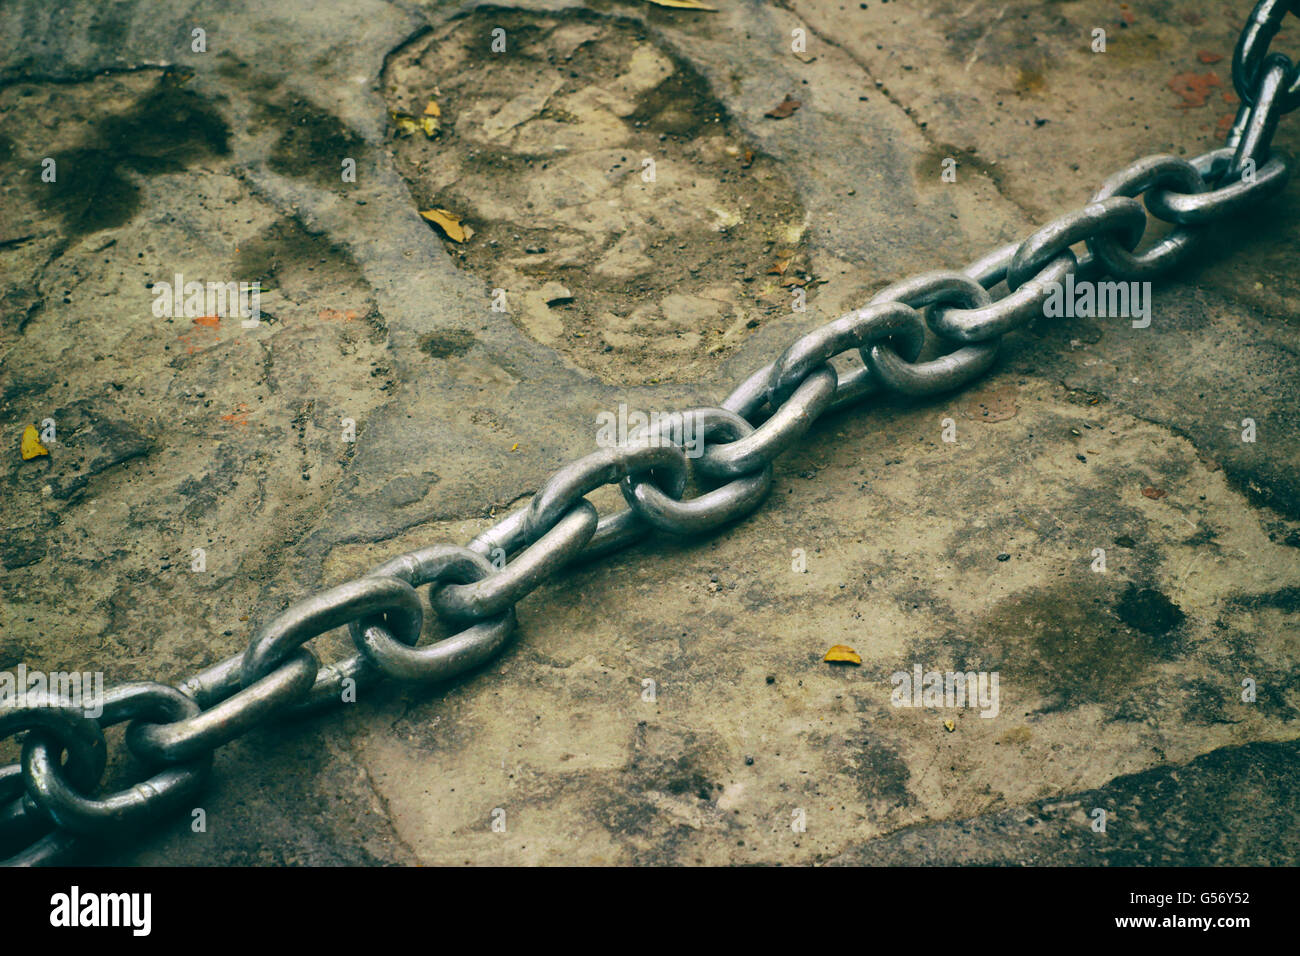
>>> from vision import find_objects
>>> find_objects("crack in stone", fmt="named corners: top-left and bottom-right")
top-left (343, 731), bottom-right (422, 864)
top-left (772, 0), bottom-right (1041, 224)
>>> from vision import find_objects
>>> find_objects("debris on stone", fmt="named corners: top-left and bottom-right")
top-left (541, 282), bottom-right (573, 306)
top-left (823, 644), bottom-right (862, 665)
top-left (962, 383), bottom-right (1019, 422)
top-left (1142, 486), bottom-right (1167, 500)
top-left (392, 109), bottom-right (439, 138)
top-left (20, 424), bottom-right (48, 460)
top-left (765, 94), bottom-right (801, 119)
top-left (944, 719), bottom-right (956, 732)
top-left (420, 208), bottom-right (472, 242)
top-left (645, 0), bottom-right (717, 10)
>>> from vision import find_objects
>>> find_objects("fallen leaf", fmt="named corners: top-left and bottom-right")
top-left (645, 0), bottom-right (717, 9)
top-left (1141, 486), bottom-right (1167, 500)
top-left (420, 208), bottom-right (473, 243)
top-left (765, 94), bottom-right (801, 119)
top-left (943, 719), bottom-right (956, 732)
top-left (392, 113), bottom-right (421, 136)
top-left (1197, 51), bottom-right (1223, 64)
top-left (419, 115), bottom-right (439, 138)
top-left (423, 99), bottom-right (441, 117)
top-left (21, 424), bottom-right (48, 460)
top-left (823, 644), bottom-right (862, 665)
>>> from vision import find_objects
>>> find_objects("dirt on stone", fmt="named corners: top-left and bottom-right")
top-left (382, 9), bottom-right (809, 385)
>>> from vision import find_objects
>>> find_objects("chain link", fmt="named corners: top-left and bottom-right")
top-left (4, 0), bottom-right (1297, 866)
top-left (622, 407), bottom-right (774, 533)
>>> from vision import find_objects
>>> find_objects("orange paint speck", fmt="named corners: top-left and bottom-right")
top-left (1168, 71), bottom-right (1222, 108)
top-left (318, 308), bottom-right (361, 322)
top-left (221, 403), bottom-right (250, 426)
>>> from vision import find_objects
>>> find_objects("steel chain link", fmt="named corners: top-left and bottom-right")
top-left (3, 0), bottom-right (1296, 866)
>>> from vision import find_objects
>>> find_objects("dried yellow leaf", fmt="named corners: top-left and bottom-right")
top-left (823, 644), bottom-right (862, 665)
top-left (419, 208), bottom-right (472, 243)
top-left (21, 424), bottom-right (48, 460)
top-left (419, 115), bottom-right (440, 138)
top-left (645, 0), bottom-right (717, 9)
top-left (943, 719), bottom-right (956, 732)
top-left (423, 100), bottom-right (441, 117)
top-left (393, 114), bottom-right (420, 136)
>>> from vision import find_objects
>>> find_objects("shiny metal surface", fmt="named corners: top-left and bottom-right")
top-left (4, 0), bottom-right (1295, 866)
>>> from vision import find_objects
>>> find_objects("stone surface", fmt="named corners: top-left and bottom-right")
top-left (0, 0), bottom-right (1297, 865)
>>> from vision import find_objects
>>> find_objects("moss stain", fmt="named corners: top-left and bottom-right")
top-left (976, 578), bottom-right (1186, 710)
top-left (35, 72), bottom-right (229, 239)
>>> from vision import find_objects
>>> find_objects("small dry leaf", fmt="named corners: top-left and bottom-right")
top-left (423, 99), bottom-right (442, 117)
top-left (420, 208), bottom-right (473, 243)
top-left (393, 113), bottom-right (420, 136)
top-left (21, 424), bottom-right (48, 460)
top-left (765, 94), bottom-right (801, 119)
top-left (645, 0), bottom-right (718, 10)
top-left (419, 115), bottom-right (440, 138)
top-left (823, 644), bottom-right (862, 665)
top-left (1142, 486), bottom-right (1167, 500)
top-left (943, 719), bottom-right (956, 733)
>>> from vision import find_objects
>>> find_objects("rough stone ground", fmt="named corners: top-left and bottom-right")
top-left (0, 0), bottom-right (1297, 865)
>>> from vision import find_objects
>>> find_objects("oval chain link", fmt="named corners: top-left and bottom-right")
top-left (622, 407), bottom-right (774, 533)
top-left (22, 684), bottom-right (212, 836)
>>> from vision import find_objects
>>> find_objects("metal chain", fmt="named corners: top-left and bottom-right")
top-left (3, 0), bottom-right (1297, 866)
